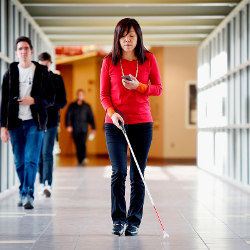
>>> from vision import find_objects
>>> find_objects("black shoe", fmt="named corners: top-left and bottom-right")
top-left (125, 225), bottom-right (138, 236)
top-left (112, 223), bottom-right (124, 236)
top-left (23, 195), bottom-right (34, 209)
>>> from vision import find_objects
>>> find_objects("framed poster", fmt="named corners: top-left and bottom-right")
top-left (185, 81), bottom-right (197, 129)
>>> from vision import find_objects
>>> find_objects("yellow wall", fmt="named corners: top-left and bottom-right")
top-left (163, 46), bottom-right (197, 158)
top-left (58, 56), bottom-right (107, 157)
top-left (73, 57), bottom-right (107, 155)
top-left (58, 46), bottom-right (197, 159)
top-left (148, 47), bottom-right (164, 158)
top-left (57, 64), bottom-right (74, 156)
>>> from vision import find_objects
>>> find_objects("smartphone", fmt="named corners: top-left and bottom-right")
top-left (12, 96), bottom-right (21, 102)
top-left (122, 75), bottom-right (132, 81)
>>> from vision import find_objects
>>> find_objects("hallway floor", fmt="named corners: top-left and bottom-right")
top-left (0, 164), bottom-right (250, 250)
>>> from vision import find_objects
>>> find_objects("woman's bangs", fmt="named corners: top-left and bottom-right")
top-left (119, 22), bottom-right (132, 39)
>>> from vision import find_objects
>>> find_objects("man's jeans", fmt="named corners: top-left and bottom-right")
top-left (9, 120), bottom-right (44, 198)
top-left (39, 125), bottom-right (58, 185)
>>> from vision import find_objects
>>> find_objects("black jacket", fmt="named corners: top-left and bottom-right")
top-left (47, 71), bottom-right (67, 128)
top-left (0, 61), bottom-right (55, 130)
top-left (65, 101), bottom-right (95, 134)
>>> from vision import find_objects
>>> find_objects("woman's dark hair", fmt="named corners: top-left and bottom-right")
top-left (38, 52), bottom-right (52, 62)
top-left (108, 18), bottom-right (149, 65)
top-left (15, 36), bottom-right (33, 50)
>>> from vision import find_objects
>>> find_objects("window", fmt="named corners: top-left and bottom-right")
top-left (0, 0), bottom-right (54, 195)
top-left (197, 1), bottom-right (250, 187)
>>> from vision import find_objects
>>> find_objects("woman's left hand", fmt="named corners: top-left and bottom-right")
top-left (122, 74), bottom-right (139, 90)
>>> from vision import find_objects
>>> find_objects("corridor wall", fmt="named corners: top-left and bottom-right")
top-left (197, 0), bottom-right (250, 188)
top-left (0, 0), bottom-right (53, 195)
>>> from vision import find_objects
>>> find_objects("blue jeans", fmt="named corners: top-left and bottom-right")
top-left (105, 122), bottom-right (153, 227)
top-left (39, 126), bottom-right (58, 185)
top-left (9, 120), bottom-right (44, 198)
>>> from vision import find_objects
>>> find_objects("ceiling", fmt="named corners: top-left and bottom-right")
top-left (20, 0), bottom-right (241, 47)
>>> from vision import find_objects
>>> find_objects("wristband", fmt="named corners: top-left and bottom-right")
top-left (136, 82), bottom-right (148, 93)
top-left (107, 107), bottom-right (116, 117)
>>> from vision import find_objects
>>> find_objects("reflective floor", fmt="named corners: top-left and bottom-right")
top-left (0, 164), bottom-right (250, 249)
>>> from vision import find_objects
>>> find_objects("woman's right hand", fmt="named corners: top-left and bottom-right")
top-left (111, 113), bottom-right (124, 130)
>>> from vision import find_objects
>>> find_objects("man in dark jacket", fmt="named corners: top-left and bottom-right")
top-left (0, 36), bottom-right (54, 209)
top-left (66, 89), bottom-right (96, 166)
top-left (38, 52), bottom-right (67, 197)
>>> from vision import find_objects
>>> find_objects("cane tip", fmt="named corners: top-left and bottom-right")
top-left (163, 231), bottom-right (169, 239)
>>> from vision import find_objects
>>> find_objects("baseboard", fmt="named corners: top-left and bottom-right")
top-left (147, 157), bottom-right (197, 165)
top-left (58, 154), bottom-right (197, 166)
top-left (199, 167), bottom-right (250, 193)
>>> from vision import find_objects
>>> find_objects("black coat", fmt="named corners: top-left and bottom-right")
top-left (65, 101), bottom-right (95, 134)
top-left (46, 71), bottom-right (67, 128)
top-left (0, 61), bottom-right (55, 130)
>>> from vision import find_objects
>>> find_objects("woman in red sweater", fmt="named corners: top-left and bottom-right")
top-left (100, 18), bottom-right (162, 236)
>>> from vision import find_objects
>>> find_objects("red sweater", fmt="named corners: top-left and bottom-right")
top-left (100, 52), bottom-right (162, 124)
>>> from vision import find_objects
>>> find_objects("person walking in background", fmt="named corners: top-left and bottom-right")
top-left (38, 52), bottom-right (67, 197)
top-left (0, 36), bottom-right (54, 209)
top-left (100, 18), bottom-right (162, 236)
top-left (66, 89), bottom-right (96, 166)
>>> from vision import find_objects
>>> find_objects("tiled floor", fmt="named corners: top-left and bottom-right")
top-left (0, 165), bottom-right (250, 249)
